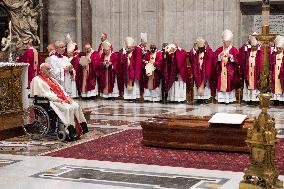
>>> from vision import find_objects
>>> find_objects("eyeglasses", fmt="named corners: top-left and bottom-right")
top-left (58, 46), bottom-right (66, 49)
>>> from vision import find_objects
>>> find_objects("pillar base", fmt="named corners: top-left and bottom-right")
top-left (239, 180), bottom-right (283, 189)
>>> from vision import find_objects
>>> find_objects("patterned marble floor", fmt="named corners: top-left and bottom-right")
top-left (0, 99), bottom-right (283, 189)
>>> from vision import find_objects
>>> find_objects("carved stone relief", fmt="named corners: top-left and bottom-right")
top-left (0, 0), bottom-right (42, 51)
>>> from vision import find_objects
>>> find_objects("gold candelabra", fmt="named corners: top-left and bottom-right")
top-left (239, 1), bottom-right (283, 189)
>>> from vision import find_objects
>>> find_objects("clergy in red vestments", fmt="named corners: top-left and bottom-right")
top-left (214, 29), bottom-right (239, 104)
top-left (30, 63), bottom-right (89, 137)
top-left (119, 37), bottom-right (143, 100)
top-left (270, 35), bottom-right (284, 103)
top-left (78, 43), bottom-right (100, 98)
top-left (143, 44), bottom-right (164, 102)
top-left (190, 37), bottom-right (214, 103)
top-left (98, 41), bottom-right (119, 98)
top-left (239, 33), bottom-right (263, 103)
top-left (164, 44), bottom-right (188, 102)
top-left (17, 40), bottom-right (42, 88)
top-left (138, 32), bottom-right (148, 59)
top-left (98, 33), bottom-right (113, 56)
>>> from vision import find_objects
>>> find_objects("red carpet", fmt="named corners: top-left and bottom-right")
top-left (45, 130), bottom-right (284, 173)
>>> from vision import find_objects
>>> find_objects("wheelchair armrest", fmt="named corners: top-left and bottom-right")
top-left (34, 95), bottom-right (50, 105)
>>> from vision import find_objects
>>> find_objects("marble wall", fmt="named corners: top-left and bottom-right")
top-left (45, 0), bottom-right (284, 52)
top-left (47, 0), bottom-right (77, 44)
top-left (90, 0), bottom-right (241, 51)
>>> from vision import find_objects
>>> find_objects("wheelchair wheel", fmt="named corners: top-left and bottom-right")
top-left (57, 131), bottom-right (67, 141)
top-left (22, 105), bottom-right (50, 139)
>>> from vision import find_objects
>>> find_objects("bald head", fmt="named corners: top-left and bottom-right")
top-left (85, 43), bottom-right (92, 53)
top-left (47, 43), bottom-right (55, 53)
top-left (101, 33), bottom-right (107, 42)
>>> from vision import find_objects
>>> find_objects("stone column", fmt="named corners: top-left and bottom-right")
top-left (48, 0), bottom-right (76, 43)
top-left (39, 0), bottom-right (43, 51)
top-left (81, 0), bottom-right (92, 48)
top-left (76, 0), bottom-right (82, 50)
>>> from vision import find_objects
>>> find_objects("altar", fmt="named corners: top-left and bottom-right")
top-left (0, 62), bottom-right (29, 140)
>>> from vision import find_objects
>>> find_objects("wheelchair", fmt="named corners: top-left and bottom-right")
top-left (22, 96), bottom-right (77, 141)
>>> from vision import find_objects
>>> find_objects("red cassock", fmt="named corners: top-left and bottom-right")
top-left (70, 52), bottom-right (81, 94)
top-left (118, 47), bottom-right (143, 91)
top-left (98, 42), bottom-right (114, 55)
top-left (17, 48), bottom-right (43, 87)
top-left (214, 46), bottom-right (240, 92)
top-left (239, 46), bottom-right (263, 89)
top-left (116, 50), bottom-right (125, 95)
top-left (164, 49), bottom-right (188, 92)
top-left (98, 52), bottom-right (118, 93)
top-left (238, 44), bottom-right (247, 82)
top-left (77, 51), bottom-right (100, 94)
top-left (190, 47), bottom-right (214, 95)
top-left (143, 50), bottom-right (164, 90)
top-left (270, 50), bottom-right (284, 94)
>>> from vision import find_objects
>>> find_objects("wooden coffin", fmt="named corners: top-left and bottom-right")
top-left (141, 115), bottom-right (253, 153)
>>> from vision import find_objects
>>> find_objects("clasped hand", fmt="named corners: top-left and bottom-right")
top-left (64, 64), bottom-right (73, 71)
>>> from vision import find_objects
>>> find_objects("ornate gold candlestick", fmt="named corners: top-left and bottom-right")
top-left (239, 1), bottom-right (283, 189)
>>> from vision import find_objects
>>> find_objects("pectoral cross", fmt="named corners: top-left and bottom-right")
top-left (199, 57), bottom-right (204, 60)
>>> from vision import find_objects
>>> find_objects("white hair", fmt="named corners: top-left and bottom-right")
top-left (40, 63), bottom-right (49, 71)
top-left (54, 40), bottom-right (65, 48)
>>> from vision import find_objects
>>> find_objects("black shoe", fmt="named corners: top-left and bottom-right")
top-left (247, 101), bottom-right (253, 105)
top-left (80, 122), bottom-right (89, 134)
top-left (67, 125), bottom-right (77, 140)
top-left (274, 100), bottom-right (280, 106)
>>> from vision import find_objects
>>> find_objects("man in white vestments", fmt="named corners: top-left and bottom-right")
top-left (30, 63), bottom-right (89, 136)
top-left (46, 40), bottom-right (77, 98)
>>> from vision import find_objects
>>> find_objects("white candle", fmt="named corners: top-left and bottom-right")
top-left (9, 21), bottom-right (11, 38)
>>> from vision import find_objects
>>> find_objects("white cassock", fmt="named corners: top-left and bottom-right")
top-left (167, 74), bottom-right (187, 102)
top-left (30, 76), bottom-right (86, 126)
top-left (47, 55), bottom-right (78, 98)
